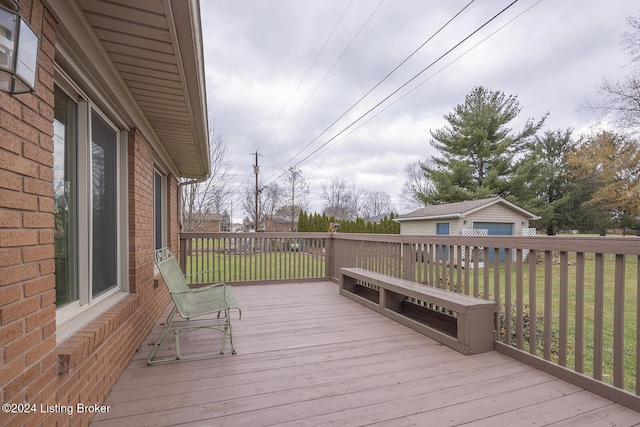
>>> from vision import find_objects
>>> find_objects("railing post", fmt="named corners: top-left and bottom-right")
top-left (325, 234), bottom-right (335, 280)
top-left (402, 242), bottom-right (412, 281)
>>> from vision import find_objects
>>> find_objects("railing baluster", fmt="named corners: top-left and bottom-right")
top-left (456, 245), bottom-right (462, 293)
top-left (516, 248), bottom-right (524, 349)
top-left (636, 254), bottom-right (640, 395)
top-left (544, 250), bottom-right (552, 361)
top-left (613, 253), bottom-right (625, 388)
top-left (473, 247), bottom-right (479, 298)
top-left (483, 247), bottom-right (490, 299)
top-left (594, 252), bottom-right (604, 380)
top-left (464, 245), bottom-right (470, 295)
top-left (494, 247), bottom-right (501, 339)
top-left (575, 252), bottom-right (585, 373)
top-left (505, 248), bottom-right (512, 347)
top-left (529, 249), bottom-right (537, 356)
top-left (428, 243), bottom-right (434, 287)
top-left (559, 251), bottom-right (569, 367)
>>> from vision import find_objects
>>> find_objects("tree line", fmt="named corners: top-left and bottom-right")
top-left (297, 211), bottom-right (400, 234)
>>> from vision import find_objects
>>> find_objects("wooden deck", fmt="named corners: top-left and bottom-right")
top-left (92, 281), bottom-right (640, 426)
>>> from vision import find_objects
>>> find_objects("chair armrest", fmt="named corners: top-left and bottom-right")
top-left (189, 282), bottom-right (226, 293)
top-left (185, 268), bottom-right (222, 280)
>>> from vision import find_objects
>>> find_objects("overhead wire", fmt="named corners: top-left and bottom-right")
top-left (266, 0), bottom-right (522, 185)
top-left (264, 0), bottom-right (476, 183)
top-left (312, 0), bottom-right (544, 160)
top-left (234, 3), bottom-right (357, 196)
top-left (260, 0), bottom-right (386, 158)
top-left (256, 0), bottom-right (355, 153)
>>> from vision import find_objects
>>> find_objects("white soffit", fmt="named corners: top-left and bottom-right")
top-left (53, 0), bottom-right (210, 178)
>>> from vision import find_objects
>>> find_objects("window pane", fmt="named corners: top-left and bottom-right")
top-left (154, 171), bottom-right (163, 251)
top-left (91, 111), bottom-right (118, 297)
top-left (53, 85), bottom-right (78, 307)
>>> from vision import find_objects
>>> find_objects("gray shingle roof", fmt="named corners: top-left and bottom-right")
top-left (396, 197), bottom-right (538, 220)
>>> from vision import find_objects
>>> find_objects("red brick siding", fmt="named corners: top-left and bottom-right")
top-left (0, 2), bottom-right (176, 425)
top-left (167, 175), bottom-right (179, 252)
top-left (0, 2), bottom-right (58, 426)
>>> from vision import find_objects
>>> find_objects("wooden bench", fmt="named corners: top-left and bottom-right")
top-left (340, 267), bottom-right (496, 355)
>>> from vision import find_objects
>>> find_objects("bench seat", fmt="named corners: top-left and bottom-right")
top-left (340, 267), bottom-right (496, 354)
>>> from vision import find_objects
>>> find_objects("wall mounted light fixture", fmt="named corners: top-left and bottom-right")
top-left (0, 1), bottom-right (39, 94)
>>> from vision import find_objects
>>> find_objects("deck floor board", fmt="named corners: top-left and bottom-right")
top-left (92, 281), bottom-right (640, 426)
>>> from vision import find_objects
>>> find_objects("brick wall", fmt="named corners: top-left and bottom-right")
top-left (0, 2), bottom-right (175, 425)
top-left (0, 1), bottom-right (59, 425)
top-left (127, 129), bottom-right (155, 294)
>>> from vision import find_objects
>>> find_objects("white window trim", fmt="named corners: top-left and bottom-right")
top-left (153, 168), bottom-right (168, 276)
top-left (54, 68), bottom-right (129, 343)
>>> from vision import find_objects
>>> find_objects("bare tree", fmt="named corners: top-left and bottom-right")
top-left (361, 191), bottom-right (394, 220)
top-left (181, 126), bottom-right (234, 232)
top-left (585, 12), bottom-right (640, 133)
top-left (321, 177), bottom-right (364, 220)
top-left (400, 159), bottom-right (433, 211)
top-left (262, 184), bottom-right (284, 227)
top-left (241, 180), bottom-right (283, 230)
top-left (281, 167), bottom-right (309, 230)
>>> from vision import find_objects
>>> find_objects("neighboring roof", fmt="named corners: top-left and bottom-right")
top-left (395, 197), bottom-right (539, 222)
top-left (366, 213), bottom-right (394, 222)
top-left (47, 0), bottom-right (210, 179)
top-left (269, 215), bottom-right (298, 224)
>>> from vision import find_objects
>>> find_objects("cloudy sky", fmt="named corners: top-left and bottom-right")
top-left (200, 0), bottom-right (638, 219)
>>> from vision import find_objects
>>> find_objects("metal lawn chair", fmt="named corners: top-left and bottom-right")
top-left (147, 247), bottom-right (241, 365)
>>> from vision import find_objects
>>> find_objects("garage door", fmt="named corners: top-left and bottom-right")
top-left (473, 222), bottom-right (512, 262)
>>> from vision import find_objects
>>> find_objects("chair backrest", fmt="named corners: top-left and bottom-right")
top-left (155, 247), bottom-right (190, 294)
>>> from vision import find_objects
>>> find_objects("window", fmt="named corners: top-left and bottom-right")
top-left (154, 169), bottom-right (166, 251)
top-left (53, 81), bottom-right (128, 341)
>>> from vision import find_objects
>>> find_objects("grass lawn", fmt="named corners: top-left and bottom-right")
top-left (184, 248), bottom-right (326, 283)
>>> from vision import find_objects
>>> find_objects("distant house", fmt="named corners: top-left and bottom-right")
top-left (366, 213), bottom-right (393, 223)
top-left (197, 212), bottom-right (224, 233)
top-left (265, 215), bottom-right (298, 232)
top-left (395, 197), bottom-right (539, 237)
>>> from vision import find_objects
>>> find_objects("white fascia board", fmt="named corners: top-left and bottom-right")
top-left (463, 198), bottom-right (540, 220)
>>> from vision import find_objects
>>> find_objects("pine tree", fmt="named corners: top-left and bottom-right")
top-left (297, 211), bottom-right (308, 232)
top-left (422, 86), bottom-right (546, 204)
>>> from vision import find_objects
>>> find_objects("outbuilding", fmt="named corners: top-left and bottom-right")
top-left (395, 197), bottom-right (539, 237)
top-left (396, 197), bottom-right (539, 262)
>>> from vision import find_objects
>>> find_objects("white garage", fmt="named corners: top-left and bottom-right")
top-left (395, 197), bottom-right (538, 237)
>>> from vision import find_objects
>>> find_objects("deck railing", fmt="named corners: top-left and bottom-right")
top-left (179, 232), bottom-right (640, 410)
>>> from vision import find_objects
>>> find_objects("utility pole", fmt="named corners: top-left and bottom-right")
top-left (254, 151), bottom-right (259, 231)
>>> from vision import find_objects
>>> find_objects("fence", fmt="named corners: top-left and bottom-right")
top-left (179, 232), bottom-right (640, 409)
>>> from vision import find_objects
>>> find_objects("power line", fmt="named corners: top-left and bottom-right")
top-left (256, 0), bottom-right (355, 153)
top-left (260, 0), bottom-right (386, 158)
top-left (313, 0), bottom-right (544, 160)
top-left (264, 0), bottom-right (475, 183)
top-left (269, 0), bottom-right (522, 183)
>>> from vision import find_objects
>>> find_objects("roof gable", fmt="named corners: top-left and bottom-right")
top-left (396, 197), bottom-right (538, 221)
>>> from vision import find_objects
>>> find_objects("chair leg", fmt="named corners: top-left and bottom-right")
top-left (225, 309), bottom-right (236, 355)
top-left (147, 305), bottom-right (178, 365)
